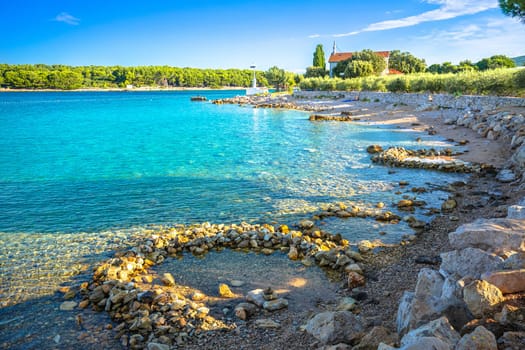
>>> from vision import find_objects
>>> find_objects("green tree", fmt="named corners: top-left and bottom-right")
top-left (313, 44), bottom-right (326, 69)
top-left (457, 60), bottom-right (478, 72)
top-left (305, 66), bottom-right (327, 78)
top-left (441, 62), bottom-right (458, 74)
top-left (265, 66), bottom-right (287, 90)
top-left (499, 0), bottom-right (525, 22)
top-left (476, 55), bottom-right (516, 70)
top-left (333, 49), bottom-right (387, 78)
top-left (389, 50), bottom-right (426, 74)
top-left (344, 60), bottom-right (374, 78)
top-left (427, 64), bottom-right (441, 74)
top-left (352, 50), bottom-right (387, 75)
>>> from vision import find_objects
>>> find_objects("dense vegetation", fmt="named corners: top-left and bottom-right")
top-left (428, 55), bottom-right (516, 74)
top-left (389, 50), bottom-right (427, 74)
top-left (300, 68), bottom-right (525, 97)
top-left (264, 66), bottom-right (301, 91)
top-left (332, 49), bottom-right (387, 78)
top-left (0, 64), bottom-right (271, 90)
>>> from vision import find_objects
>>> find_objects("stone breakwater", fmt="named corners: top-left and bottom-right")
top-left (78, 221), bottom-right (372, 349)
top-left (370, 146), bottom-right (497, 174)
top-left (212, 95), bottom-right (332, 112)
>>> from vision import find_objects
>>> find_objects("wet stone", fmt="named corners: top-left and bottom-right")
top-left (255, 318), bottom-right (280, 328)
top-left (161, 273), bottom-right (175, 287)
top-left (263, 298), bottom-right (288, 311)
top-left (218, 283), bottom-right (235, 298)
top-left (59, 301), bottom-right (77, 311)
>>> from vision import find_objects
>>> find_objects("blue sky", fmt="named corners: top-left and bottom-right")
top-left (1, 0), bottom-right (523, 72)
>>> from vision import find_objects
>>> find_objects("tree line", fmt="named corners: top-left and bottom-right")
top-left (0, 64), bottom-right (272, 90)
top-left (305, 46), bottom-right (518, 79)
top-left (300, 68), bottom-right (525, 97)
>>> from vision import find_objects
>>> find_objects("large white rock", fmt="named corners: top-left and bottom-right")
top-left (397, 292), bottom-right (415, 335)
top-left (463, 280), bottom-right (504, 318)
top-left (481, 269), bottom-right (525, 294)
top-left (440, 276), bottom-right (464, 303)
top-left (400, 316), bottom-right (460, 348)
top-left (448, 218), bottom-right (525, 254)
top-left (304, 311), bottom-right (364, 345)
top-left (396, 269), bottom-right (453, 336)
top-left (414, 268), bottom-right (444, 298)
top-left (455, 326), bottom-right (497, 350)
top-left (398, 270), bottom-right (476, 336)
top-left (440, 248), bottom-right (503, 279)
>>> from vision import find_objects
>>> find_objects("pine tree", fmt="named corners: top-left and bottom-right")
top-left (313, 44), bottom-right (326, 69)
top-left (499, 0), bottom-right (525, 22)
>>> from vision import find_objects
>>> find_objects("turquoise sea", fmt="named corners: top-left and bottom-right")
top-left (0, 90), bottom-right (463, 236)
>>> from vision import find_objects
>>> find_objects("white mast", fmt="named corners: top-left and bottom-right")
top-left (250, 65), bottom-right (257, 88)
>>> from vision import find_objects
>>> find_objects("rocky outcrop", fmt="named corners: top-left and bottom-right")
top-left (455, 325), bottom-right (497, 350)
top-left (439, 247), bottom-right (503, 279)
top-left (399, 316), bottom-right (460, 348)
top-left (370, 146), bottom-right (493, 173)
top-left (463, 280), bottom-right (504, 318)
top-left (481, 269), bottom-right (525, 294)
top-left (304, 311), bottom-right (364, 345)
top-left (449, 218), bottom-right (525, 254)
top-left (309, 113), bottom-right (354, 121)
top-left (389, 195), bottom-right (525, 350)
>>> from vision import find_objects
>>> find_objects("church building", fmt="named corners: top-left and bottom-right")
top-left (328, 42), bottom-right (390, 78)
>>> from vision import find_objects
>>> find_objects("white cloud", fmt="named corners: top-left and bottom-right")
top-left (332, 0), bottom-right (498, 37)
top-left (333, 31), bottom-right (360, 38)
top-left (408, 17), bottom-right (525, 64)
top-left (308, 34), bottom-right (321, 38)
top-left (54, 12), bottom-right (80, 25)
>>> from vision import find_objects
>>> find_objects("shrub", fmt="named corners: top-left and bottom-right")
top-left (371, 78), bottom-right (387, 92)
top-left (514, 69), bottom-right (525, 88)
top-left (387, 77), bottom-right (410, 92)
top-left (305, 66), bottom-right (328, 78)
top-left (299, 68), bottom-right (521, 96)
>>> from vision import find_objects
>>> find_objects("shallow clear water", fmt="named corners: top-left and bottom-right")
top-left (0, 90), bottom-right (463, 236)
top-left (0, 91), bottom-right (468, 345)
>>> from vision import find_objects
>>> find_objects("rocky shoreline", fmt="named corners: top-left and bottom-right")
top-left (4, 91), bottom-right (524, 349)
top-left (207, 92), bottom-right (525, 349)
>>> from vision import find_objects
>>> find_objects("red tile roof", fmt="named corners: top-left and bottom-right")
top-left (388, 68), bottom-right (403, 75)
top-left (328, 51), bottom-right (390, 63)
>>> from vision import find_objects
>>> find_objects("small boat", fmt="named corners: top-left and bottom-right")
top-left (190, 96), bottom-right (207, 102)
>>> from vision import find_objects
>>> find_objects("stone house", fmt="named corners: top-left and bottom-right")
top-left (328, 42), bottom-right (390, 77)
